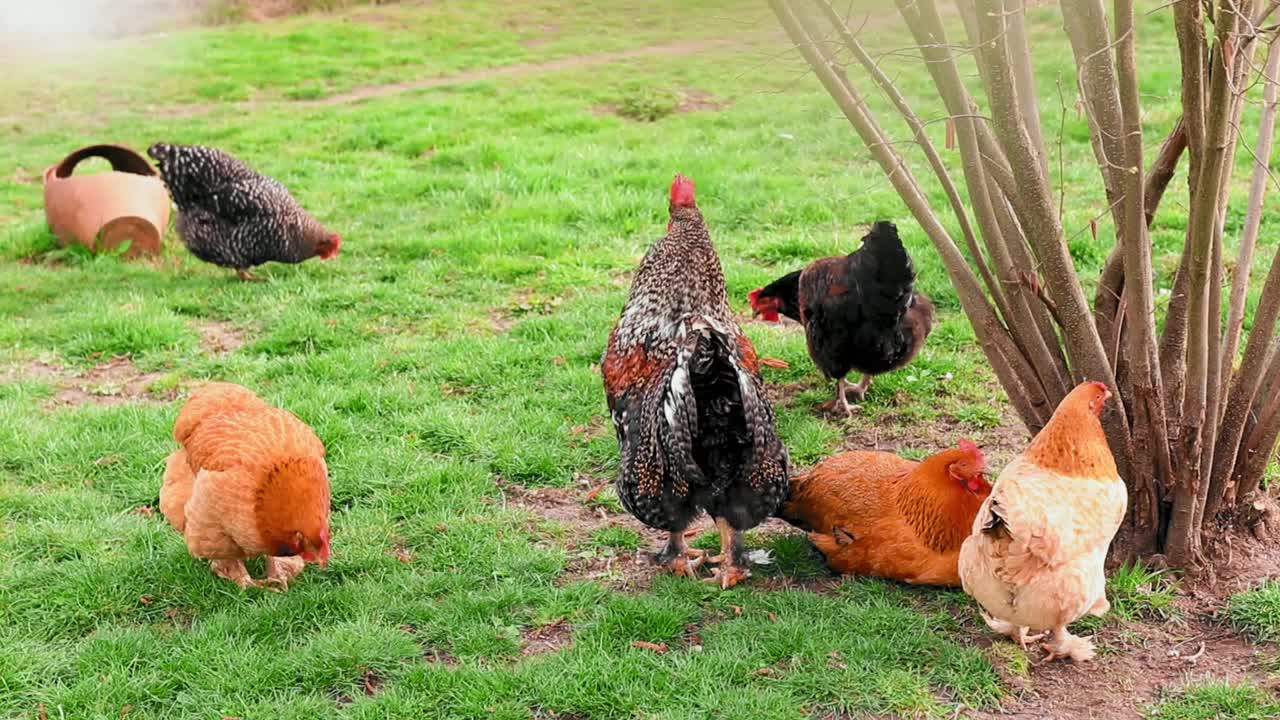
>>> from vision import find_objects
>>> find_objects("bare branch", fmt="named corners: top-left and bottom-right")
top-left (1221, 37), bottom-right (1280, 400)
top-left (1144, 118), bottom-right (1188, 227)
top-left (767, 0), bottom-right (1052, 429)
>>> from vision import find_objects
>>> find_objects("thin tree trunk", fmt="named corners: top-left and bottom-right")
top-left (1111, 0), bottom-right (1170, 553)
top-left (1221, 38), bottom-right (1280, 394)
top-left (1236, 346), bottom-right (1280, 501)
top-left (1167, 2), bottom-right (1244, 566)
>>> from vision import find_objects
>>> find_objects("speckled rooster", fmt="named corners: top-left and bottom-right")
top-left (147, 143), bottom-right (340, 281)
top-left (602, 174), bottom-right (789, 589)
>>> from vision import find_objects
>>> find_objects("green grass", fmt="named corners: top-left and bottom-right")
top-left (1147, 681), bottom-right (1280, 720)
top-left (1228, 581), bottom-right (1280, 643)
top-left (1078, 562), bottom-right (1178, 632)
top-left (0, 0), bottom-right (1277, 718)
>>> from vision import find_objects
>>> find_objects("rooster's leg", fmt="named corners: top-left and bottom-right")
top-left (653, 531), bottom-right (706, 578)
top-left (834, 379), bottom-right (856, 418)
top-left (849, 375), bottom-right (872, 401)
top-left (264, 556), bottom-right (307, 591)
top-left (705, 518), bottom-right (750, 589)
top-left (235, 268), bottom-right (265, 282)
top-left (209, 558), bottom-right (258, 589)
top-left (1040, 626), bottom-right (1096, 663)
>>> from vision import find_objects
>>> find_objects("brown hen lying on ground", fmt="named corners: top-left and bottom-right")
top-left (160, 382), bottom-right (331, 590)
top-left (778, 440), bottom-right (990, 586)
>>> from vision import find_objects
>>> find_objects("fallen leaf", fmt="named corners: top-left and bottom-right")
top-left (552, 355), bottom-right (567, 365)
top-left (138, 595), bottom-right (154, 606)
top-left (434, 523), bottom-right (449, 533)
top-left (767, 612), bottom-right (778, 623)
top-left (760, 356), bottom-right (790, 369)
top-left (134, 506), bottom-right (154, 518)
top-left (38, 705), bottom-right (48, 720)
top-left (945, 117), bottom-right (956, 150)
top-left (630, 641), bottom-right (669, 654)
top-left (731, 605), bottom-right (743, 616)
top-left (756, 667), bottom-right (775, 676)
top-left (119, 706), bottom-right (134, 718)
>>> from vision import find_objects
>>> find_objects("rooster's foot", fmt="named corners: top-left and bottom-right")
top-left (704, 564), bottom-right (751, 589)
top-left (666, 554), bottom-right (706, 578)
top-left (653, 531), bottom-right (707, 578)
top-left (235, 268), bottom-right (265, 282)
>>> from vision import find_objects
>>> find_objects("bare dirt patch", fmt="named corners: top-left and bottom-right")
top-left (521, 618), bottom-right (573, 657)
top-left (499, 478), bottom-right (717, 591)
top-left (305, 35), bottom-right (768, 108)
top-left (195, 319), bottom-right (246, 355)
top-left (593, 87), bottom-right (732, 121)
top-left (5, 357), bottom-right (176, 407)
top-left (964, 611), bottom-right (1277, 720)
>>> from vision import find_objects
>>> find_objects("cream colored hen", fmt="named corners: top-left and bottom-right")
top-left (958, 381), bottom-right (1126, 662)
top-left (160, 382), bottom-right (331, 590)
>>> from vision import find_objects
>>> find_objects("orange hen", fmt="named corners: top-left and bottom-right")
top-left (959, 381), bottom-right (1125, 662)
top-left (778, 440), bottom-right (990, 586)
top-left (160, 382), bottom-right (331, 590)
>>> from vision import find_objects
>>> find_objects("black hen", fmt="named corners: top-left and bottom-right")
top-left (602, 174), bottom-right (789, 589)
top-left (748, 221), bottom-right (935, 416)
top-left (147, 143), bottom-right (339, 281)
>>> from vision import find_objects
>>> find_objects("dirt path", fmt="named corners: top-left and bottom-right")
top-left (302, 34), bottom-right (779, 108)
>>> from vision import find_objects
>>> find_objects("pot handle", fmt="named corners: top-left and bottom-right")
top-left (53, 144), bottom-right (157, 179)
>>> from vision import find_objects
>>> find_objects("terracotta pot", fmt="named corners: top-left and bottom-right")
top-left (42, 144), bottom-right (171, 258)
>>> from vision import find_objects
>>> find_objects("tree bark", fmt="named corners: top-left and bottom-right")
top-left (1110, 0), bottom-right (1170, 554)
top-left (1167, 1), bottom-right (1245, 567)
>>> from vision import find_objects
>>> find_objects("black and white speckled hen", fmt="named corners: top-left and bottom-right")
top-left (747, 221), bottom-right (935, 417)
top-left (601, 174), bottom-right (789, 589)
top-left (147, 143), bottom-right (340, 281)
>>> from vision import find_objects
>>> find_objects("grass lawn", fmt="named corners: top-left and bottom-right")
top-left (1, 1), bottom-right (1278, 718)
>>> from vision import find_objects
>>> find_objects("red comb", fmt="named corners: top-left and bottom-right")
top-left (958, 438), bottom-right (982, 457)
top-left (670, 173), bottom-right (696, 207)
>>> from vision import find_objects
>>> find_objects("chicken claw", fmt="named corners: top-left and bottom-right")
top-left (209, 558), bottom-right (256, 589)
top-left (1040, 627), bottom-right (1096, 663)
top-left (981, 612), bottom-right (1045, 650)
top-left (705, 564), bottom-right (751, 589)
top-left (834, 376), bottom-right (871, 418)
top-left (703, 518), bottom-right (752, 589)
top-left (235, 268), bottom-right (265, 282)
top-left (265, 555), bottom-right (307, 591)
top-left (653, 531), bottom-right (706, 578)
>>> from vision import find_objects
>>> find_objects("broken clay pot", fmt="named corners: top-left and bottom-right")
top-left (43, 144), bottom-right (170, 258)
